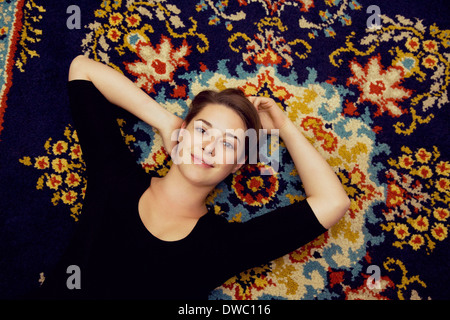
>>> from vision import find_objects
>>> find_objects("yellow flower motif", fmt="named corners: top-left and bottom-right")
top-left (46, 174), bottom-right (62, 190)
top-left (405, 37), bottom-right (420, 52)
top-left (52, 140), bottom-right (68, 155)
top-left (34, 156), bottom-right (50, 170)
top-left (436, 178), bottom-right (449, 192)
top-left (393, 223), bottom-right (410, 240)
top-left (398, 154), bottom-right (414, 169)
top-left (409, 234), bottom-right (425, 250)
top-left (126, 14), bottom-right (141, 28)
top-left (409, 215), bottom-right (429, 232)
top-left (51, 158), bottom-right (69, 173)
top-left (436, 161), bottom-right (450, 176)
top-left (433, 208), bottom-right (449, 221)
top-left (65, 172), bottom-right (82, 188)
top-left (69, 144), bottom-right (83, 160)
top-left (423, 40), bottom-right (438, 53)
top-left (20, 125), bottom-right (86, 221)
top-left (107, 28), bottom-right (122, 42)
top-left (61, 190), bottom-right (77, 205)
top-left (415, 165), bottom-right (433, 179)
top-left (109, 12), bottom-right (123, 26)
top-left (94, 9), bottom-right (108, 18)
top-left (431, 223), bottom-right (448, 241)
top-left (422, 54), bottom-right (438, 69)
top-left (415, 148), bottom-right (432, 163)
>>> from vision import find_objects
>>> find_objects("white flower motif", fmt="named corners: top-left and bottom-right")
top-left (347, 55), bottom-right (413, 117)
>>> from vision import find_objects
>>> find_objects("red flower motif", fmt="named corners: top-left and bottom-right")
top-left (232, 164), bottom-right (278, 206)
top-left (125, 36), bottom-right (191, 93)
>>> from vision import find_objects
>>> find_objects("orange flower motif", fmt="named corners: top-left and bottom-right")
top-left (436, 161), bottom-right (450, 176)
top-left (409, 234), bottom-right (425, 250)
top-left (405, 37), bottom-right (420, 52)
top-left (422, 54), bottom-right (438, 69)
top-left (415, 148), bottom-right (432, 163)
top-left (34, 156), bottom-right (50, 170)
top-left (107, 28), bottom-right (122, 42)
top-left (46, 174), bottom-right (62, 190)
top-left (409, 215), bottom-right (429, 232)
top-left (398, 154), bottom-right (414, 169)
top-left (51, 158), bottom-right (68, 173)
top-left (52, 140), bottom-right (68, 155)
top-left (125, 14), bottom-right (140, 28)
top-left (415, 165), bottom-right (433, 179)
top-left (433, 208), bottom-right (449, 221)
top-left (69, 144), bottom-right (82, 160)
top-left (65, 172), bottom-right (81, 188)
top-left (423, 40), bottom-right (438, 53)
top-left (393, 224), bottom-right (410, 240)
top-left (436, 178), bottom-right (449, 192)
top-left (61, 190), bottom-right (77, 205)
top-left (109, 12), bottom-right (123, 26)
top-left (431, 223), bottom-right (448, 241)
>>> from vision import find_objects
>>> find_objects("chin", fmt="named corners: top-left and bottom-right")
top-left (177, 162), bottom-right (232, 188)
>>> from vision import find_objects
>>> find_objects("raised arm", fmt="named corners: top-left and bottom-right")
top-left (68, 55), bottom-right (183, 153)
top-left (249, 96), bottom-right (350, 229)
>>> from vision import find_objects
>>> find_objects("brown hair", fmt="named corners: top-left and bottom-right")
top-left (184, 88), bottom-right (262, 165)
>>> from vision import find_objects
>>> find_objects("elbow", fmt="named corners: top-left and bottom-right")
top-left (310, 195), bottom-right (350, 229)
top-left (68, 55), bottom-right (90, 81)
top-left (328, 195), bottom-right (351, 228)
top-left (340, 195), bottom-right (351, 215)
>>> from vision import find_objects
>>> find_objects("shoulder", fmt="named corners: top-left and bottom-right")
top-left (199, 211), bottom-right (232, 235)
top-left (203, 211), bottom-right (229, 225)
top-left (68, 55), bottom-right (91, 81)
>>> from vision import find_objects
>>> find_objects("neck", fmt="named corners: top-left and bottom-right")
top-left (150, 165), bottom-right (213, 219)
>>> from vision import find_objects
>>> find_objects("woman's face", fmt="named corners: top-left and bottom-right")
top-left (173, 103), bottom-right (248, 188)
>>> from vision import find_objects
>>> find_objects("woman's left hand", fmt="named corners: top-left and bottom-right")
top-left (248, 96), bottom-right (289, 134)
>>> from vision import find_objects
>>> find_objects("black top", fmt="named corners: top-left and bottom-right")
top-left (39, 80), bottom-right (327, 300)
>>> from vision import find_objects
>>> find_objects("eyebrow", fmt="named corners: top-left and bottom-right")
top-left (196, 119), bottom-right (241, 144)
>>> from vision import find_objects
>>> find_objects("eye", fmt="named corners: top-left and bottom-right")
top-left (223, 141), bottom-right (234, 149)
top-left (195, 126), bottom-right (206, 134)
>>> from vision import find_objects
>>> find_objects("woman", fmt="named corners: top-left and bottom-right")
top-left (38, 55), bottom-right (350, 299)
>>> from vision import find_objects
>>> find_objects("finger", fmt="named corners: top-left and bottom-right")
top-left (253, 97), bottom-right (262, 110)
top-left (248, 96), bottom-right (258, 106)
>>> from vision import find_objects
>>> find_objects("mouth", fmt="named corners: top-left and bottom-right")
top-left (191, 154), bottom-right (214, 168)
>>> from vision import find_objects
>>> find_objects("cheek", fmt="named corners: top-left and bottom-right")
top-left (173, 131), bottom-right (194, 163)
top-left (213, 147), bottom-right (235, 165)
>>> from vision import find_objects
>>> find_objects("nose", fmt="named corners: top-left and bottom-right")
top-left (202, 137), bottom-right (216, 156)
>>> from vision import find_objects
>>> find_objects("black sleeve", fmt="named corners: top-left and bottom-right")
top-left (67, 80), bottom-right (139, 180)
top-left (217, 199), bottom-right (327, 276)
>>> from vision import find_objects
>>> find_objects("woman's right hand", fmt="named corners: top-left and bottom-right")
top-left (158, 115), bottom-right (184, 156)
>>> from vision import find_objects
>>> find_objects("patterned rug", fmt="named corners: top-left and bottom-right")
top-left (1, 0), bottom-right (449, 300)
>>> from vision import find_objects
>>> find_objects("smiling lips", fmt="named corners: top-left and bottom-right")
top-left (191, 154), bottom-right (214, 168)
